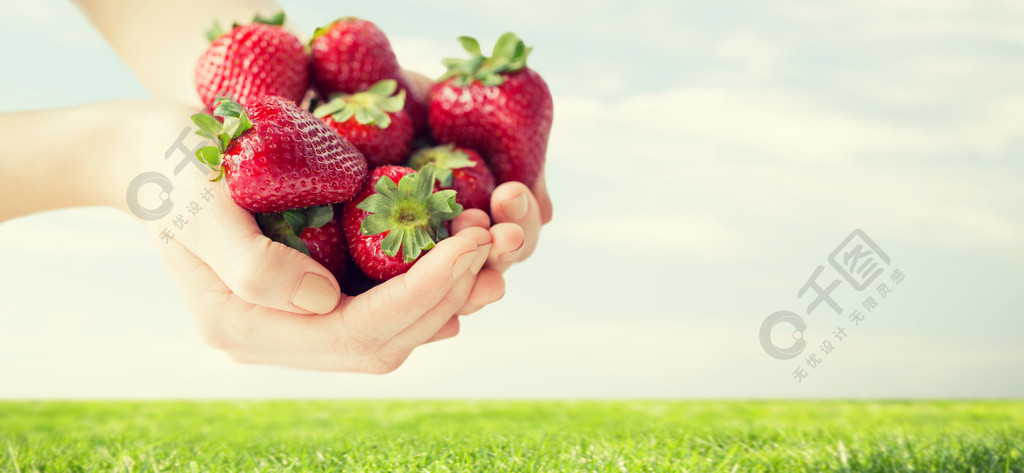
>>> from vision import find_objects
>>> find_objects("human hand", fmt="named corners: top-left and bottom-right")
top-left (156, 181), bottom-right (497, 372)
top-left (123, 101), bottom-right (502, 372)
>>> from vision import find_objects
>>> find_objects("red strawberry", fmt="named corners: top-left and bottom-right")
top-left (300, 213), bottom-right (348, 284)
top-left (408, 145), bottom-right (495, 212)
top-left (313, 79), bottom-right (414, 169)
top-left (256, 205), bottom-right (348, 283)
top-left (195, 12), bottom-right (308, 110)
top-left (342, 165), bottom-right (462, 281)
top-left (191, 96), bottom-right (368, 213)
top-left (429, 33), bottom-right (553, 188)
top-left (309, 17), bottom-right (426, 130)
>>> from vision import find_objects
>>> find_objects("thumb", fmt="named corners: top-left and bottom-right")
top-left (154, 185), bottom-right (341, 315)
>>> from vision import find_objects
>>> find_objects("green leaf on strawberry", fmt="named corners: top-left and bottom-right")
top-left (256, 205), bottom-right (334, 256)
top-left (313, 79), bottom-right (406, 129)
top-left (407, 144), bottom-right (477, 187)
top-left (440, 32), bottom-right (533, 87)
top-left (356, 164), bottom-right (462, 263)
top-left (190, 97), bottom-right (254, 182)
top-left (252, 12), bottom-right (286, 26)
top-left (205, 12), bottom-right (285, 43)
top-left (205, 21), bottom-right (226, 43)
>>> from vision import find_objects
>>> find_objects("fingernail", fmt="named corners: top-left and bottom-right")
top-left (452, 249), bottom-right (478, 280)
top-left (499, 239), bottom-right (526, 263)
top-left (502, 192), bottom-right (529, 220)
top-left (471, 243), bottom-right (491, 275)
top-left (291, 272), bottom-right (339, 314)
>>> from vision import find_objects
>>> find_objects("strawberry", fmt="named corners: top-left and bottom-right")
top-left (195, 12), bottom-right (309, 110)
top-left (256, 205), bottom-right (348, 283)
top-left (298, 210), bottom-right (349, 284)
top-left (408, 145), bottom-right (495, 212)
top-left (342, 165), bottom-right (462, 281)
top-left (429, 33), bottom-right (553, 188)
top-left (191, 96), bottom-right (368, 213)
top-left (309, 17), bottom-right (426, 130)
top-left (313, 79), bottom-right (414, 169)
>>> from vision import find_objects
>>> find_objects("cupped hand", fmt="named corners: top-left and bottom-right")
top-left (153, 176), bottom-right (502, 372)
top-left (124, 100), bottom-right (505, 372)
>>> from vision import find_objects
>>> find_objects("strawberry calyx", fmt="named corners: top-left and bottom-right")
top-left (256, 205), bottom-right (334, 256)
top-left (190, 97), bottom-right (253, 182)
top-left (407, 144), bottom-right (478, 187)
top-left (205, 11), bottom-right (286, 42)
top-left (439, 32), bottom-right (532, 87)
top-left (357, 165), bottom-right (463, 263)
top-left (313, 79), bottom-right (406, 129)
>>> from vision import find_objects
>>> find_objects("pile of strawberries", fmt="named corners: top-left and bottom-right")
top-left (190, 14), bottom-right (553, 287)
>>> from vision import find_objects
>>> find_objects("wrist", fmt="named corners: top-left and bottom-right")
top-left (104, 101), bottom-right (206, 219)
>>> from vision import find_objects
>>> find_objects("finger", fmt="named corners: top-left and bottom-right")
top-left (155, 182), bottom-right (340, 315)
top-left (484, 222), bottom-right (526, 272)
top-left (340, 226), bottom-right (490, 345)
top-left (533, 171), bottom-right (554, 224)
top-left (451, 208), bottom-right (491, 234)
top-left (182, 228), bottom-right (488, 356)
top-left (489, 181), bottom-right (543, 266)
top-left (458, 268), bottom-right (506, 315)
top-left (383, 263), bottom-right (477, 352)
top-left (424, 316), bottom-right (461, 344)
top-left (232, 265), bottom-right (481, 365)
top-left (225, 292), bottom-right (474, 372)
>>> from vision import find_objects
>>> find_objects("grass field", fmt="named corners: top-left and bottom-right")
top-left (1, 400), bottom-right (1022, 472)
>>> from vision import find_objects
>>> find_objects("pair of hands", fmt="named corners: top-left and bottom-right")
top-left (152, 111), bottom-right (552, 372)
top-left (61, 0), bottom-right (555, 372)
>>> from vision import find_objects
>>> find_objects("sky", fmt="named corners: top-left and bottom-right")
top-left (0, 0), bottom-right (1022, 398)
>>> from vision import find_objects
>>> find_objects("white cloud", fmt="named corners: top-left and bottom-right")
top-left (781, 0), bottom-right (1024, 42)
top-left (546, 85), bottom-right (1024, 257)
top-left (710, 32), bottom-right (788, 82)
top-left (550, 213), bottom-right (744, 261)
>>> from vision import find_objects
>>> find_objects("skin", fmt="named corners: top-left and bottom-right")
top-left (0, 0), bottom-right (552, 372)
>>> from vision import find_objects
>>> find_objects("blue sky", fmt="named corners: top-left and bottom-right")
top-left (0, 0), bottom-right (1022, 398)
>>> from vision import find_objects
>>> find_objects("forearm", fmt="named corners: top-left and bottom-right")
top-left (0, 100), bottom-right (199, 223)
top-left (74, 0), bottom-right (286, 104)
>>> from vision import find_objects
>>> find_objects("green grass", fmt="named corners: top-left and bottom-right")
top-left (1, 400), bottom-right (1022, 472)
